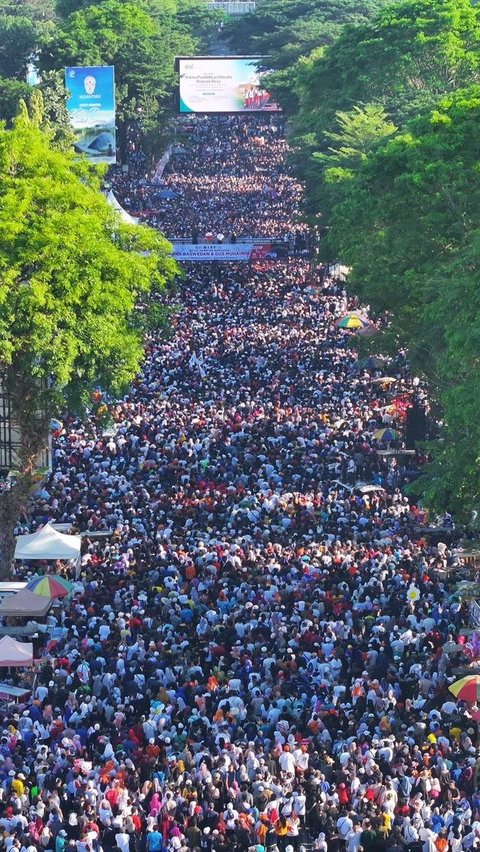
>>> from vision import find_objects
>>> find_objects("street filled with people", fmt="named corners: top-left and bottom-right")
top-left (4, 117), bottom-right (480, 852)
top-left (111, 118), bottom-right (309, 242)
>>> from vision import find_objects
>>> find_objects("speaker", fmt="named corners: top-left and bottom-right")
top-left (405, 402), bottom-right (427, 447)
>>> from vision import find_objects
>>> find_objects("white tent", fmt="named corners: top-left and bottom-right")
top-left (106, 190), bottom-right (139, 225)
top-left (0, 635), bottom-right (33, 667)
top-left (14, 524), bottom-right (81, 562)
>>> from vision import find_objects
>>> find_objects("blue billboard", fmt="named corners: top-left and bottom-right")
top-left (65, 65), bottom-right (116, 164)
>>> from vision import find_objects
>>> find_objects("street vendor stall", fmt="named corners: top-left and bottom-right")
top-left (14, 523), bottom-right (81, 563)
top-left (0, 589), bottom-right (52, 618)
top-left (0, 635), bottom-right (33, 667)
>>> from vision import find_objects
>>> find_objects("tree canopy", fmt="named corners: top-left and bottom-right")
top-left (0, 107), bottom-right (176, 399)
top-left (225, 0), bottom-right (393, 68)
top-left (38, 0), bottom-right (217, 157)
top-left (257, 0), bottom-right (480, 518)
top-left (310, 86), bottom-right (480, 517)
top-left (0, 106), bottom-right (177, 572)
top-left (0, 0), bottom-right (218, 149)
top-left (0, 15), bottom-right (38, 79)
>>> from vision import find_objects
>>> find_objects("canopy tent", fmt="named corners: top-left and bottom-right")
top-left (106, 190), bottom-right (139, 225)
top-left (15, 524), bottom-right (81, 562)
top-left (0, 635), bottom-right (33, 667)
top-left (0, 589), bottom-right (52, 618)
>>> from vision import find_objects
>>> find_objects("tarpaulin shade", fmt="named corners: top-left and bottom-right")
top-left (0, 635), bottom-right (33, 667)
top-left (0, 589), bottom-right (52, 618)
top-left (15, 524), bottom-right (81, 562)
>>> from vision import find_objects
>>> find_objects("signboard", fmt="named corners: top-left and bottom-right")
top-left (172, 242), bottom-right (272, 262)
top-left (177, 56), bottom-right (281, 114)
top-left (65, 65), bottom-right (116, 163)
top-left (207, 2), bottom-right (256, 12)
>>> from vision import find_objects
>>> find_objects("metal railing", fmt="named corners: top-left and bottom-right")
top-left (171, 236), bottom-right (278, 245)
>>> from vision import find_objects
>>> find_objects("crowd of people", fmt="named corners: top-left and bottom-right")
top-left (110, 118), bottom-right (309, 242)
top-left (4, 116), bottom-right (480, 852)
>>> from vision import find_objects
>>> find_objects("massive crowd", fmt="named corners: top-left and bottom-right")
top-left (110, 118), bottom-right (309, 241)
top-left (3, 117), bottom-right (479, 852)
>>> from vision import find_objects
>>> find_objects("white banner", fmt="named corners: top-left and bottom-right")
top-left (153, 146), bottom-right (172, 182)
top-left (172, 243), bottom-right (267, 262)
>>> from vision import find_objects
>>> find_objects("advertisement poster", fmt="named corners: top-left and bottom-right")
top-left (65, 66), bottom-right (116, 163)
top-left (172, 243), bottom-right (272, 262)
top-left (178, 57), bottom-right (282, 114)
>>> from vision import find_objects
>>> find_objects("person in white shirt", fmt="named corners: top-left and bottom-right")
top-left (279, 747), bottom-right (296, 775)
top-left (115, 829), bottom-right (130, 852)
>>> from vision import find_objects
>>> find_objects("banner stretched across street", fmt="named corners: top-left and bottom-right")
top-left (172, 241), bottom-right (272, 261)
top-left (65, 65), bottom-right (116, 163)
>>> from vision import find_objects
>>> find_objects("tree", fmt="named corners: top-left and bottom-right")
top-left (253, 0), bottom-right (480, 517)
top-left (298, 103), bottom-right (398, 226)
top-left (0, 14), bottom-right (38, 79)
top-left (0, 77), bottom-right (31, 124)
top-left (289, 0), bottom-right (480, 137)
top-left (274, 0), bottom-right (480, 232)
top-left (37, 70), bottom-right (75, 150)
top-left (225, 0), bottom-right (392, 69)
top-left (316, 87), bottom-right (480, 518)
top-left (280, 0), bottom-right (480, 219)
top-left (41, 0), bottom-right (212, 158)
top-left (0, 0), bottom-right (55, 20)
top-left (322, 104), bottom-right (397, 166)
top-left (0, 109), bottom-right (177, 574)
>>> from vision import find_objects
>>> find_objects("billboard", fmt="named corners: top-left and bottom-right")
top-left (177, 56), bottom-right (281, 114)
top-left (172, 242), bottom-right (272, 261)
top-left (65, 65), bottom-right (116, 164)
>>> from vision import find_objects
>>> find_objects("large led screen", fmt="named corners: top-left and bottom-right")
top-left (178, 57), bottom-right (282, 114)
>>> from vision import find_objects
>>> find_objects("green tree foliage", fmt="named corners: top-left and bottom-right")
top-left (40, 0), bottom-right (210, 157)
top-left (37, 70), bottom-right (74, 149)
top-left (42, 1), bottom-right (176, 103)
top-left (0, 77), bottom-right (31, 123)
top-left (0, 75), bottom-right (73, 140)
top-left (282, 0), bottom-right (480, 220)
top-left (291, 0), bottom-right (480, 137)
top-left (265, 0), bottom-right (480, 516)
top-left (0, 0), bottom-right (55, 20)
top-left (225, 0), bottom-right (392, 68)
top-left (319, 88), bottom-right (480, 517)
top-left (0, 14), bottom-right (38, 79)
top-left (0, 109), bottom-right (177, 572)
top-left (302, 104), bottom-right (398, 225)
top-left (322, 104), bottom-right (397, 166)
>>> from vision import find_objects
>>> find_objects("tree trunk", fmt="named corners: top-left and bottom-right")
top-left (0, 368), bottom-right (52, 578)
top-left (0, 487), bottom-right (22, 578)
